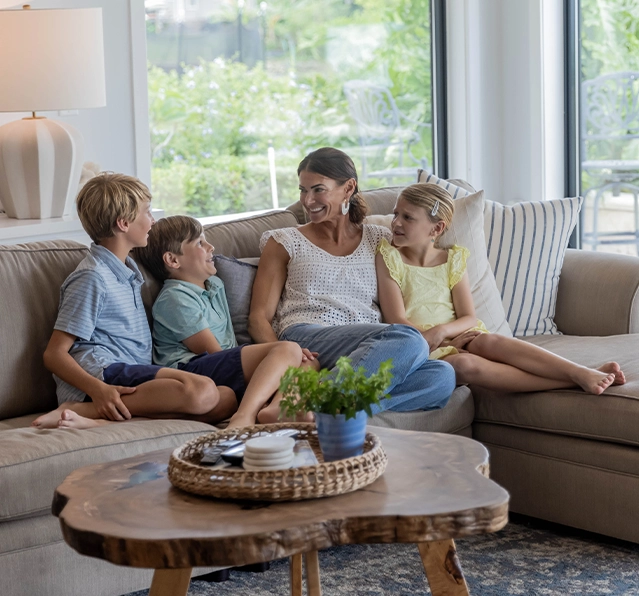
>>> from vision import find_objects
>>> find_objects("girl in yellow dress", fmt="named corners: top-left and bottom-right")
top-left (375, 183), bottom-right (625, 394)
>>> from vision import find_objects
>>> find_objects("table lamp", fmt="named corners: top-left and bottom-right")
top-left (0, 6), bottom-right (106, 219)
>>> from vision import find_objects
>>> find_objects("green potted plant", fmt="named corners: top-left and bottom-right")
top-left (279, 357), bottom-right (393, 461)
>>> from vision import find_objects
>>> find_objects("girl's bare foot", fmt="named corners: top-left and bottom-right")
top-left (31, 409), bottom-right (65, 429)
top-left (57, 409), bottom-right (108, 429)
top-left (574, 368), bottom-right (616, 395)
top-left (597, 362), bottom-right (626, 385)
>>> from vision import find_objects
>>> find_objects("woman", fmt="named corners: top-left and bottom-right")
top-left (248, 147), bottom-right (455, 414)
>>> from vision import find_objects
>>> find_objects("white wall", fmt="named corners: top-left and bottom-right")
top-left (0, 0), bottom-right (150, 185)
top-left (447, 0), bottom-right (565, 204)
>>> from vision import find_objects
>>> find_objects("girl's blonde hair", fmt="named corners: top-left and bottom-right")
top-left (398, 183), bottom-right (454, 246)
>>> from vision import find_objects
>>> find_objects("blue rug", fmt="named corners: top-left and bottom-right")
top-left (126, 515), bottom-right (639, 595)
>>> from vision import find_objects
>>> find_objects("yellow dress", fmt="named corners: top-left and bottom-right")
top-left (377, 238), bottom-right (488, 360)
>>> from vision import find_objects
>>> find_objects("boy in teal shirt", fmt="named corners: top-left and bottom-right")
top-left (137, 215), bottom-right (314, 428)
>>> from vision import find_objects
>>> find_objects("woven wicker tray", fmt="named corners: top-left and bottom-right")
top-left (168, 422), bottom-right (387, 502)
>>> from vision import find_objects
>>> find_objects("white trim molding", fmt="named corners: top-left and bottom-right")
top-left (446, 0), bottom-right (565, 204)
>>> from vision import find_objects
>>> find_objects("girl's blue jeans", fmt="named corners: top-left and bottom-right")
top-left (279, 323), bottom-right (456, 415)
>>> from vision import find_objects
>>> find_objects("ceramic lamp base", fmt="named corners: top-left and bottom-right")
top-left (0, 117), bottom-right (84, 219)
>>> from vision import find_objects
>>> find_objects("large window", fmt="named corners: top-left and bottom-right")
top-left (578, 0), bottom-right (639, 256)
top-left (145, 0), bottom-right (435, 217)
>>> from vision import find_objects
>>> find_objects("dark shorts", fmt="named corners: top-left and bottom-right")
top-left (83, 362), bottom-right (165, 402)
top-left (178, 346), bottom-right (247, 401)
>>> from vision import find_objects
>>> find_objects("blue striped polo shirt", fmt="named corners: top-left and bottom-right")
top-left (53, 243), bottom-right (152, 404)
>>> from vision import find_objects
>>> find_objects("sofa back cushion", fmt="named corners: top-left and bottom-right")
top-left (0, 240), bottom-right (88, 418)
top-left (134, 210), bottom-right (300, 314)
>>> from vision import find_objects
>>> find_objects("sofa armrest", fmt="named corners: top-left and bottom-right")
top-left (554, 249), bottom-right (639, 336)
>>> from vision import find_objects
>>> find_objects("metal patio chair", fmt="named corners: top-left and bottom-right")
top-left (343, 80), bottom-right (431, 183)
top-left (581, 71), bottom-right (639, 251)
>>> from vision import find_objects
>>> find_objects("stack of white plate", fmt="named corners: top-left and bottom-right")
top-left (242, 436), bottom-right (295, 471)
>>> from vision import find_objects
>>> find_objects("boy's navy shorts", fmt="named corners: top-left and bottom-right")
top-left (84, 362), bottom-right (164, 402)
top-left (92, 348), bottom-right (247, 403)
top-left (102, 362), bottom-right (164, 387)
top-left (178, 346), bottom-right (247, 401)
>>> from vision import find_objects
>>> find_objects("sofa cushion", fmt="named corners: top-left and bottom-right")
top-left (0, 241), bottom-right (88, 419)
top-left (213, 255), bottom-right (259, 344)
top-left (203, 210), bottom-right (298, 259)
top-left (484, 197), bottom-right (583, 336)
top-left (417, 171), bottom-right (584, 337)
top-left (0, 419), bottom-right (213, 522)
top-left (369, 385), bottom-right (473, 434)
top-left (472, 333), bottom-right (639, 447)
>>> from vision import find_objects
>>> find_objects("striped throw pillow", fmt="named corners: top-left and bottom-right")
top-left (417, 170), bottom-right (584, 337)
top-left (484, 197), bottom-right (583, 336)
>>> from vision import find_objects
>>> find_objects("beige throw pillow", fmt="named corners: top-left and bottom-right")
top-left (365, 190), bottom-right (512, 336)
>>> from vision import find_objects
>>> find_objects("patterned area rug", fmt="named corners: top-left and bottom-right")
top-left (126, 515), bottom-right (639, 595)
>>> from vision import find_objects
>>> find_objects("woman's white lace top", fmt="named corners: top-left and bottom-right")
top-left (260, 225), bottom-right (392, 335)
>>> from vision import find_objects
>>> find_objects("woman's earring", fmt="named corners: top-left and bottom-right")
top-left (341, 200), bottom-right (350, 215)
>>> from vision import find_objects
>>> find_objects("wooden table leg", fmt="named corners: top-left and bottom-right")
top-left (304, 550), bottom-right (322, 596)
top-left (290, 553), bottom-right (303, 596)
top-left (418, 539), bottom-right (470, 596)
top-left (148, 568), bottom-right (192, 596)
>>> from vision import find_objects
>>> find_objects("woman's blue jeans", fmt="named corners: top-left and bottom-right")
top-left (279, 323), bottom-right (456, 415)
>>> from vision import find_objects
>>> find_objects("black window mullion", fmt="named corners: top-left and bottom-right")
top-left (431, 0), bottom-right (448, 179)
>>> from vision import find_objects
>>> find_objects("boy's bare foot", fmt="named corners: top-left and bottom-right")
top-left (597, 362), bottom-right (626, 385)
top-left (257, 401), bottom-right (314, 424)
top-left (57, 409), bottom-right (108, 429)
top-left (574, 368), bottom-right (616, 395)
top-left (225, 412), bottom-right (258, 429)
top-left (31, 409), bottom-right (65, 429)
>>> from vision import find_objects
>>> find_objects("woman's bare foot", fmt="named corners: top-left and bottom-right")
top-left (31, 409), bottom-right (66, 429)
top-left (574, 368), bottom-right (616, 395)
top-left (57, 409), bottom-right (109, 429)
top-left (598, 362), bottom-right (626, 385)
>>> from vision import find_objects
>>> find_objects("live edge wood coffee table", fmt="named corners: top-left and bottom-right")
top-left (53, 427), bottom-right (509, 596)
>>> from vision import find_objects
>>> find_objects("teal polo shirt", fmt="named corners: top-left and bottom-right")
top-left (152, 276), bottom-right (237, 368)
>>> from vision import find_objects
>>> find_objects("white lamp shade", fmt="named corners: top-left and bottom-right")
top-left (0, 8), bottom-right (106, 112)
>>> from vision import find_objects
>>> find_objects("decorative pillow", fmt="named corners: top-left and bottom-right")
top-left (366, 191), bottom-right (512, 336)
top-left (418, 170), bottom-right (584, 337)
top-left (213, 255), bottom-right (258, 344)
top-left (485, 197), bottom-right (583, 336)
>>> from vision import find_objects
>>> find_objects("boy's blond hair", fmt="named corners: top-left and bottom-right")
top-left (76, 173), bottom-right (152, 243)
top-left (135, 215), bottom-right (203, 282)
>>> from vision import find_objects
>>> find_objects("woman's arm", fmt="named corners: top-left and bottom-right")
top-left (248, 237), bottom-right (290, 344)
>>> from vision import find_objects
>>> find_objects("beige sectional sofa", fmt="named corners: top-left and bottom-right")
top-left (1, 186), bottom-right (638, 596)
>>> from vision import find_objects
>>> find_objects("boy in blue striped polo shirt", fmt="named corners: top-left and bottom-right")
top-left (33, 174), bottom-right (238, 429)
top-left (136, 215), bottom-right (315, 429)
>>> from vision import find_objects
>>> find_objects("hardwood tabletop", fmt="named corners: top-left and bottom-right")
top-left (53, 427), bottom-right (509, 570)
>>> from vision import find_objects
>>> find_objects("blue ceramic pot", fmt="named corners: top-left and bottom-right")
top-left (314, 410), bottom-right (368, 462)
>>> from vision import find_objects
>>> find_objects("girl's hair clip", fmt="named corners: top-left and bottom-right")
top-left (431, 200), bottom-right (440, 217)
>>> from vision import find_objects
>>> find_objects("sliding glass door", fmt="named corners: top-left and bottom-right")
top-left (578, 0), bottom-right (639, 256)
top-left (145, 0), bottom-right (438, 218)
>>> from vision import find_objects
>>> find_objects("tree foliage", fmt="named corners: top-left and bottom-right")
top-left (147, 0), bottom-right (434, 217)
